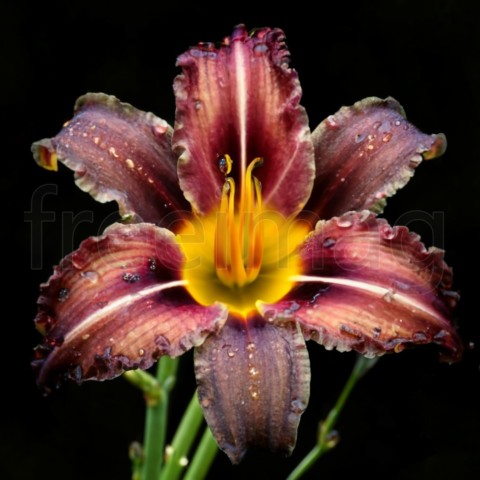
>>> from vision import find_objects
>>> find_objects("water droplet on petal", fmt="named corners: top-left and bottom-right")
top-left (322, 237), bottom-right (336, 248)
top-left (74, 365), bottom-right (83, 382)
top-left (290, 398), bottom-right (307, 414)
top-left (82, 333), bottom-right (90, 340)
top-left (153, 123), bottom-right (168, 137)
top-left (125, 158), bottom-right (135, 169)
top-left (194, 100), bottom-right (202, 111)
top-left (263, 309), bottom-right (276, 322)
top-left (337, 217), bottom-right (353, 228)
top-left (413, 332), bottom-right (428, 342)
top-left (148, 257), bottom-right (157, 271)
top-left (138, 348), bottom-right (145, 356)
top-left (325, 115), bottom-right (338, 129)
top-left (381, 225), bottom-right (396, 240)
top-left (253, 43), bottom-right (268, 55)
top-left (71, 252), bottom-right (88, 270)
top-left (339, 324), bottom-right (363, 338)
top-left (355, 133), bottom-right (366, 143)
top-left (382, 132), bottom-right (393, 143)
top-left (246, 342), bottom-right (256, 352)
top-left (57, 288), bottom-right (70, 302)
top-left (123, 272), bottom-right (140, 283)
top-left (81, 271), bottom-right (100, 284)
top-left (249, 388), bottom-right (259, 400)
top-left (433, 329), bottom-right (450, 343)
top-left (373, 326), bottom-right (382, 337)
top-left (383, 289), bottom-right (394, 302)
top-left (378, 120), bottom-right (391, 133)
top-left (372, 121), bottom-right (382, 130)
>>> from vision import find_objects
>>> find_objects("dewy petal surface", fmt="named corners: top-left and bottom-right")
top-left (174, 25), bottom-right (314, 216)
top-left (194, 316), bottom-right (310, 463)
top-left (32, 93), bottom-right (190, 227)
top-left (306, 97), bottom-right (447, 218)
top-left (33, 223), bottom-right (228, 389)
top-left (260, 211), bottom-right (462, 361)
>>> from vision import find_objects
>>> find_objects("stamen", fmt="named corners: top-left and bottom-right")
top-left (215, 179), bottom-right (235, 286)
top-left (214, 155), bottom-right (265, 287)
top-left (247, 177), bottom-right (263, 273)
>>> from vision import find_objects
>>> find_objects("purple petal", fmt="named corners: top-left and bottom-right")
top-left (305, 97), bottom-right (447, 218)
top-left (194, 315), bottom-right (310, 463)
top-left (174, 25), bottom-right (314, 216)
top-left (32, 93), bottom-right (190, 227)
top-left (33, 223), bottom-right (227, 390)
top-left (260, 211), bottom-right (462, 361)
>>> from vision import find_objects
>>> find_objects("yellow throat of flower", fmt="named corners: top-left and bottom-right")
top-left (178, 155), bottom-right (308, 317)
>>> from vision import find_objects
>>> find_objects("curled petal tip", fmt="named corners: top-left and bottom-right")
top-left (423, 132), bottom-right (447, 160)
top-left (32, 139), bottom-right (58, 171)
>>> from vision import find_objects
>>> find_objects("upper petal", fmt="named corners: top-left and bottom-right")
top-left (305, 97), bottom-right (446, 219)
top-left (173, 25), bottom-right (314, 216)
top-left (259, 211), bottom-right (462, 361)
top-left (32, 93), bottom-right (190, 227)
top-left (33, 222), bottom-right (227, 390)
top-left (194, 315), bottom-right (310, 463)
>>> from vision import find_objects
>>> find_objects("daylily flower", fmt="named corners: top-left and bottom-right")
top-left (32, 25), bottom-right (462, 463)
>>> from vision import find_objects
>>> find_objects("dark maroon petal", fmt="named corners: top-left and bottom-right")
top-left (305, 97), bottom-right (447, 219)
top-left (173, 25), bottom-right (314, 216)
top-left (33, 223), bottom-right (227, 390)
top-left (194, 315), bottom-right (310, 463)
top-left (32, 93), bottom-right (190, 228)
top-left (260, 211), bottom-right (462, 361)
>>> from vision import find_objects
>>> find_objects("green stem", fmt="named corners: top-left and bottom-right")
top-left (287, 355), bottom-right (378, 480)
top-left (159, 391), bottom-right (205, 480)
top-left (183, 427), bottom-right (218, 480)
top-left (125, 356), bottom-right (179, 480)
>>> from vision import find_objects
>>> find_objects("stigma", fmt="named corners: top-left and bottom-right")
top-left (215, 155), bottom-right (264, 287)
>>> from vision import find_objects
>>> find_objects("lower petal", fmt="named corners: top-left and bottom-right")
top-left (260, 212), bottom-right (462, 361)
top-left (33, 223), bottom-right (228, 390)
top-left (194, 315), bottom-right (310, 463)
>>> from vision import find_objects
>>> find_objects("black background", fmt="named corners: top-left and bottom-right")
top-left (7, 0), bottom-right (480, 479)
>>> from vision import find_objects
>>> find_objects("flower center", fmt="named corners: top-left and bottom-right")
top-left (177, 155), bottom-right (307, 317)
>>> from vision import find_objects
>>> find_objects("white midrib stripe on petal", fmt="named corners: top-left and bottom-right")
top-left (64, 280), bottom-right (188, 343)
top-left (289, 275), bottom-right (440, 320)
top-left (234, 40), bottom-right (248, 188)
